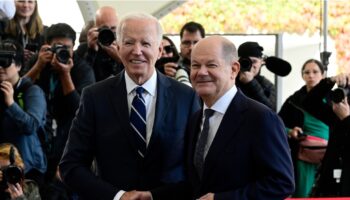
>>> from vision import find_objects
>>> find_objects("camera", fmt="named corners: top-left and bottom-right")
top-left (0, 147), bottom-right (23, 190)
top-left (0, 50), bottom-right (15, 68)
top-left (238, 57), bottom-right (253, 72)
top-left (98, 26), bottom-right (116, 46)
top-left (47, 44), bottom-right (70, 64)
top-left (330, 87), bottom-right (349, 103)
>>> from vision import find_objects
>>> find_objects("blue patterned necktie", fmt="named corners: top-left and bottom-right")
top-left (194, 108), bottom-right (215, 179)
top-left (130, 86), bottom-right (147, 158)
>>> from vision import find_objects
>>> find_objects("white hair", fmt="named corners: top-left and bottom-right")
top-left (117, 12), bottom-right (163, 45)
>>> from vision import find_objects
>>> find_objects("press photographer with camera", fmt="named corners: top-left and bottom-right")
top-left (24, 23), bottom-right (95, 185)
top-left (0, 39), bottom-right (46, 192)
top-left (155, 36), bottom-right (180, 75)
top-left (0, 143), bottom-right (41, 200)
top-left (163, 22), bottom-right (205, 87)
top-left (312, 96), bottom-right (350, 197)
top-left (236, 41), bottom-right (276, 111)
top-left (296, 68), bottom-right (350, 197)
top-left (76, 6), bottom-right (124, 82)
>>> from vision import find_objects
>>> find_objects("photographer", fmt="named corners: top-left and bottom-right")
top-left (163, 22), bottom-right (205, 86)
top-left (236, 41), bottom-right (276, 111)
top-left (0, 39), bottom-right (46, 190)
top-left (75, 6), bottom-right (123, 82)
top-left (155, 36), bottom-right (180, 75)
top-left (24, 23), bottom-right (95, 184)
top-left (313, 96), bottom-right (350, 197)
top-left (0, 143), bottom-right (41, 200)
top-left (300, 72), bottom-right (350, 197)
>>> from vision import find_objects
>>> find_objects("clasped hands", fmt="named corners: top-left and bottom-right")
top-left (121, 190), bottom-right (152, 200)
top-left (121, 191), bottom-right (214, 200)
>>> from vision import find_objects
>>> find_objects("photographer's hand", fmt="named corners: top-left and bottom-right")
top-left (332, 97), bottom-right (350, 120)
top-left (51, 54), bottom-right (74, 75)
top-left (331, 73), bottom-right (349, 87)
top-left (24, 49), bottom-right (35, 63)
top-left (51, 55), bottom-right (75, 96)
top-left (164, 62), bottom-right (178, 78)
top-left (288, 126), bottom-right (304, 140)
top-left (239, 70), bottom-right (254, 84)
top-left (87, 27), bottom-right (99, 51)
top-left (6, 183), bottom-right (24, 199)
top-left (24, 45), bottom-right (53, 81)
top-left (37, 45), bottom-right (54, 69)
top-left (101, 41), bottom-right (120, 62)
top-left (0, 81), bottom-right (14, 107)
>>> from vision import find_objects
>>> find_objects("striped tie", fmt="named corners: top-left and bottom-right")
top-left (130, 86), bottom-right (147, 158)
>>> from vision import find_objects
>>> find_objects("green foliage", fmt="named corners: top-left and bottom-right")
top-left (160, 0), bottom-right (350, 73)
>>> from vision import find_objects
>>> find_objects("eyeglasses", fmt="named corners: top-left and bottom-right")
top-left (163, 45), bottom-right (173, 54)
top-left (181, 40), bottom-right (198, 47)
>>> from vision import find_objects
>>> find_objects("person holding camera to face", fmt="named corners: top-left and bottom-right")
top-left (163, 22), bottom-right (205, 87)
top-left (0, 39), bottom-right (46, 192)
top-left (75, 6), bottom-right (124, 82)
top-left (296, 68), bottom-right (350, 197)
top-left (236, 42), bottom-right (276, 111)
top-left (24, 23), bottom-right (95, 185)
top-left (0, 143), bottom-right (41, 200)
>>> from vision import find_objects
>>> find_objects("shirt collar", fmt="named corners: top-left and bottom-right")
top-left (204, 85), bottom-right (237, 115)
top-left (125, 70), bottom-right (157, 96)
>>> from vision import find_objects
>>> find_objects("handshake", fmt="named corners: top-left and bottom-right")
top-left (120, 191), bottom-right (152, 200)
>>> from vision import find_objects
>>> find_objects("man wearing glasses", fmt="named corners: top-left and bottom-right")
top-left (164, 22), bottom-right (205, 80)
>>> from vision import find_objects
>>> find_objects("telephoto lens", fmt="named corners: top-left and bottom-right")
top-left (238, 57), bottom-right (252, 72)
top-left (98, 26), bottom-right (116, 46)
top-left (330, 88), bottom-right (348, 103)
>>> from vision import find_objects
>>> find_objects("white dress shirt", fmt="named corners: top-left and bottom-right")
top-left (201, 85), bottom-right (238, 158)
top-left (125, 70), bottom-right (157, 145)
top-left (115, 70), bottom-right (157, 200)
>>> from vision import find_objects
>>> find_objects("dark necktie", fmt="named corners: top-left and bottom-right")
top-left (194, 108), bottom-right (215, 179)
top-left (130, 86), bottom-right (147, 158)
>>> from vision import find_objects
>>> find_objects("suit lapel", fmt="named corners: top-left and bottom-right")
top-left (145, 72), bottom-right (172, 157)
top-left (202, 90), bottom-right (249, 183)
top-left (108, 72), bottom-right (139, 153)
top-left (188, 111), bottom-right (203, 183)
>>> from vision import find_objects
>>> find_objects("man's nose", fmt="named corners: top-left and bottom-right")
top-left (132, 44), bottom-right (142, 55)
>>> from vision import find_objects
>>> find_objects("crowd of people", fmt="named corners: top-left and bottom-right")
top-left (1, 1), bottom-right (350, 200)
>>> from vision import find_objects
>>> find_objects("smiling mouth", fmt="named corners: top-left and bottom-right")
top-left (132, 61), bottom-right (147, 65)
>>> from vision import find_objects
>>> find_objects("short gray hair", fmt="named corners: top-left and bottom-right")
top-left (117, 13), bottom-right (163, 45)
top-left (221, 38), bottom-right (238, 64)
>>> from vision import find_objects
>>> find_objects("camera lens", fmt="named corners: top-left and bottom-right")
top-left (3, 166), bottom-right (22, 184)
top-left (98, 27), bottom-right (115, 46)
top-left (330, 88), bottom-right (347, 103)
top-left (163, 45), bottom-right (173, 54)
top-left (56, 48), bottom-right (70, 64)
top-left (238, 57), bottom-right (252, 72)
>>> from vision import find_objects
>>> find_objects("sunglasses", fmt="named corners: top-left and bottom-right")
top-left (163, 45), bottom-right (173, 54)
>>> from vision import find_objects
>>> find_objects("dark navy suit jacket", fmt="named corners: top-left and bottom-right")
top-left (59, 71), bottom-right (200, 200)
top-left (186, 89), bottom-right (294, 200)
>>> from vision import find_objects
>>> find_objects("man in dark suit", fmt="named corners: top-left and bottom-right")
top-left (186, 36), bottom-right (294, 200)
top-left (59, 13), bottom-right (200, 200)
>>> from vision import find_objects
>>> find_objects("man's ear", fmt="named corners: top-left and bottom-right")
top-left (157, 43), bottom-right (163, 59)
top-left (231, 60), bottom-right (240, 79)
